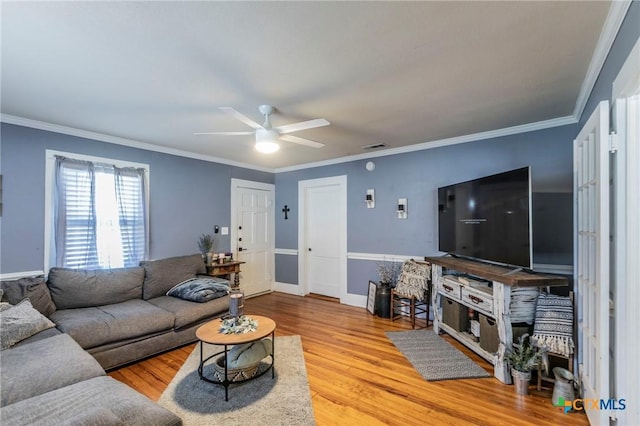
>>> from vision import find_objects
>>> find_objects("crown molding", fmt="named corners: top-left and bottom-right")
top-left (572, 0), bottom-right (633, 120)
top-left (0, 114), bottom-right (275, 173)
top-left (275, 115), bottom-right (577, 173)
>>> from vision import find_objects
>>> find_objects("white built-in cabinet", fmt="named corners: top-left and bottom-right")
top-left (426, 256), bottom-right (568, 384)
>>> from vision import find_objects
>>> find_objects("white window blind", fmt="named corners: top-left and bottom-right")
top-left (55, 156), bottom-right (147, 269)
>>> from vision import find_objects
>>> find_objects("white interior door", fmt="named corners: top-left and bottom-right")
top-left (307, 185), bottom-right (341, 297)
top-left (298, 176), bottom-right (347, 300)
top-left (574, 100), bottom-right (610, 426)
top-left (231, 179), bottom-right (274, 297)
top-left (612, 37), bottom-right (640, 425)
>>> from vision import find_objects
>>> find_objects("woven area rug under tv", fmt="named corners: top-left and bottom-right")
top-left (386, 330), bottom-right (491, 381)
top-left (158, 335), bottom-right (315, 426)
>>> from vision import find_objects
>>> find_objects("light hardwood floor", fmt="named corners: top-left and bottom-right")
top-left (109, 292), bottom-right (588, 426)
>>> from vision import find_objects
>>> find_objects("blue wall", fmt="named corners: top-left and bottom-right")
top-left (0, 124), bottom-right (273, 274)
top-left (274, 124), bottom-right (577, 294)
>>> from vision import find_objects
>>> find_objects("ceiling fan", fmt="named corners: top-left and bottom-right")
top-left (195, 105), bottom-right (330, 154)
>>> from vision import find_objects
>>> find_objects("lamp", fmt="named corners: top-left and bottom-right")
top-left (255, 128), bottom-right (280, 154)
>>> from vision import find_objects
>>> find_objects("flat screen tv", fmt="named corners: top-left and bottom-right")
top-left (437, 167), bottom-right (532, 269)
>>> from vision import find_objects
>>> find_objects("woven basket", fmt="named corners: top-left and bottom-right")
top-left (212, 355), bottom-right (260, 382)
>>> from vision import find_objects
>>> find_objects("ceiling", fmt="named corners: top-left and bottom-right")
top-left (1, 1), bottom-right (613, 171)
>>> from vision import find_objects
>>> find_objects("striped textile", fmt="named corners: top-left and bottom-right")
top-left (531, 293), bottom-right (574, 357)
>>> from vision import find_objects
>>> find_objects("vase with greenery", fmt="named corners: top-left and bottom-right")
top-left (507, 333), bottom-right (543, 395)
top-left (197, 233), bottom-right (215, 263)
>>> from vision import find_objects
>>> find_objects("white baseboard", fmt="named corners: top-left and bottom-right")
top-left (0, 270), bottom-right (45, 280)
top-left (340, 293), bottom-right (368, 309)
top-left (273, 281), bottom-right (303, 295)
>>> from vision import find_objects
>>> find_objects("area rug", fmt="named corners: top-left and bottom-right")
top-left (158, 335), bottom-right (315, 425)
top-left (386, 330), bottom-right (492, 381)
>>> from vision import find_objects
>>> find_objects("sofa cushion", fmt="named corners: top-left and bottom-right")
top-left (50, 299), bottom-right (175, 349)
top-left (57, 407), bottom-right (124, 426)
top-left (0, 299), bottom-right (56, 350)
top-left (147, 295), bottom-right (229, 329)
top-left (0, 376), bottom-right (182, 426)
top-left (141, 254), bottom-right (206, 300)
top-left (47, 267), bottom-right (145, 309)
top-left (166, 277), bottom-right (229, 303)
top-left (0, 276), bottom-right (56, 316)
top-left (13, 326), bottom-right (62, 347)
top-left (1, 333), bottom-right (105, 407)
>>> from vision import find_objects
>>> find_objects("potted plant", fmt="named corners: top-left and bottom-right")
top-left (197, 233), bottom-right (215, 264)
top-left (507, 333), bottom-right (543, 395)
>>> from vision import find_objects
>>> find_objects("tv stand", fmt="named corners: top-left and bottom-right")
top-left (425, 256), bottom-right (567, 384)
top-left (503, 267), bottom-right (523, 276)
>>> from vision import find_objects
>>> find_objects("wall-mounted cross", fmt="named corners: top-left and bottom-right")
top-left (282, 205), bottom-right (290, 220)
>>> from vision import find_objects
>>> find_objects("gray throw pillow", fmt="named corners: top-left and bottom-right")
top-left (0, 299), bottom-right (56, 350)
top-left (47, 267), bottom-right (145, 309)
top-left (0, 276), bottom-right (57, 316)
top-left (141, 254), bottom-right (206, 300)
top-left (166, 277), bottom-right (229, 303)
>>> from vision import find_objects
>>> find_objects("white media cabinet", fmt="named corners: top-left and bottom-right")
top-left (425, 256), bottom-right (567, 384)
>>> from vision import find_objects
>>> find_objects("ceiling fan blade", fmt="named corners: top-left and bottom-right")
top-left (280, 134), bottom-right (325, 148)
top-left (219, 107), bottom-right (262, 130)
top-left (275, 118), bottom-right (330, 134)
top-left (194, 131), bottom-right (254, 136)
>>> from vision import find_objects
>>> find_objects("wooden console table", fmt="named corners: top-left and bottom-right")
top-left (425, 256), bottom-right (567, 384)
top-left (205, 261), bottom-right (245, 288)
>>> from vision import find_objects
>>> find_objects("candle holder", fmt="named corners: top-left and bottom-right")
top-left (229, 288), bottom-right (244, 318)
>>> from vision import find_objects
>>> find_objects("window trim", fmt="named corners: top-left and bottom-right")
top-left (44, 150), bottom-right (150, 271)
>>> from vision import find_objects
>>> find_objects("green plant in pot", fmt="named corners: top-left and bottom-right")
top-left (507, 333), bottom-right (543, 395)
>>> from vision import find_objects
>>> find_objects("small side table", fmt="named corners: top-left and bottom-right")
top-left (205, 260), bottom-right (245, 287)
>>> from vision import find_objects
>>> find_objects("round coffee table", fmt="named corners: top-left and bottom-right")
top-left (195, 315), bottom-right (276, 401)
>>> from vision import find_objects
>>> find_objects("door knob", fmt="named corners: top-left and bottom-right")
top-left (238, 247), bottom-right (243, 252)
top-left (308, 248), bottom-right (312, 251)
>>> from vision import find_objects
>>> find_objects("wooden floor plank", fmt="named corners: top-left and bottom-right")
top-left (108, 292), bottom-right (588, 425)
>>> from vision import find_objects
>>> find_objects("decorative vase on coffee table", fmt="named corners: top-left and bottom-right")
top-left (229, 288), bottom-right (244, 318)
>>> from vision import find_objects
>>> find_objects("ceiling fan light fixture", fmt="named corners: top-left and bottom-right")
top-left (255, 140), bottom-right (280, 154)
top-left (255, 128), bottom-right (280, 154)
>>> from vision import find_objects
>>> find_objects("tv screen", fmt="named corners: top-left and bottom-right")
top-left (437, 167), bottom-right (532, 269)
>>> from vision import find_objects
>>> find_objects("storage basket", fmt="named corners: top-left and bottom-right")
top-left (442, 297), bottom-right (469, 332)
top-left (479, 314), bottom-right (499, 353)
top-left (212, 355), bottom-right (260, 382)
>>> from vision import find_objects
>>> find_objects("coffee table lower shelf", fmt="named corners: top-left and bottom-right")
top-left (197, 333), bottom-right (275, 401)
top-left (195, 315), bottom-right (277, 401)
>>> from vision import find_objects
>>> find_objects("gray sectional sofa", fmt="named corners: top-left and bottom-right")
top-left (0, 254), bottom-right (231, 425)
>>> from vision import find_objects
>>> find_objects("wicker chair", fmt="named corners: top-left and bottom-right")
top-left (391, 260), bottom-right (431, 329)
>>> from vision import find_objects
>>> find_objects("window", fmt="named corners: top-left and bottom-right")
top-left (46, 151), bottom-right (149, 270)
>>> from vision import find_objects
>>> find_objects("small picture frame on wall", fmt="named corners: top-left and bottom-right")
top-left (367, 281), bottom-right (377, 315)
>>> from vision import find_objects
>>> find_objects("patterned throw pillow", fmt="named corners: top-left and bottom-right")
top-left (0, 299), bottom-right (56, 350)
top-left (394, 260), bottom-right (431, 300)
